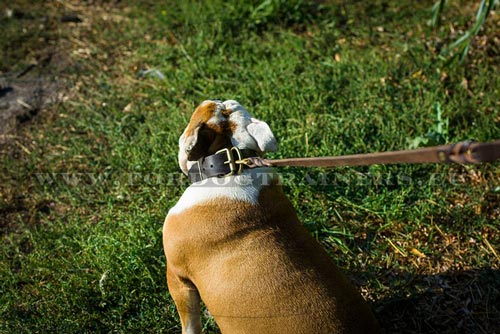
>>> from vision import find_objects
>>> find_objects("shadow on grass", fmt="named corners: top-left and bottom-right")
top-left (372, 268), bottom-right (500, 334)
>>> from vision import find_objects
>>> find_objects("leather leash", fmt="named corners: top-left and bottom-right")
top-left (187, 140), bottom-right (500, 183)
top-left (241, 140), bottom-right (500, 169)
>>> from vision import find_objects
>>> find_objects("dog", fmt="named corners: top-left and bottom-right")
top-left (163, 100), bottom-right (381, 334)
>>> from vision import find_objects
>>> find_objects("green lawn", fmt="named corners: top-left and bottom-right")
top-left (1, 1), bottom-right (499, 333)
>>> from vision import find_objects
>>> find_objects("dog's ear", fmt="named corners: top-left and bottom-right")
top-left (181, 123), bottom-right (203, 157)
top-left (246, 118), bottom-right (278, 153)
top-left (178, 130), bottom-right (195, 176)
top-left (178, 123), bottom-right (217, 175)
top-left (178, 101), bottom-right (222, 174)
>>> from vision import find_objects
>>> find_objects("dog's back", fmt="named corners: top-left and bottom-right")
top-left (164, 173), bottom-right (380, 333)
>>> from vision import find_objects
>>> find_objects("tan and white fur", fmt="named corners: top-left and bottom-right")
top-left (163, 100), bottom-right (381, 334)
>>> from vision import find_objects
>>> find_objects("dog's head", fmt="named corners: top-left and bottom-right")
top-left (178, 100), bottom-right (277, 175)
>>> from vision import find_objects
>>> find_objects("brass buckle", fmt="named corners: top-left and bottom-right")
top-left (215, 147), bottom-right (244, 176)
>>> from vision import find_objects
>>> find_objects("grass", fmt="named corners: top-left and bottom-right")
top-left (1, 0), bottom-right (499, 333)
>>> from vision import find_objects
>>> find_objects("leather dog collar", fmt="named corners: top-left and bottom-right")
top-left (188, 147), bottom-right (258, 183)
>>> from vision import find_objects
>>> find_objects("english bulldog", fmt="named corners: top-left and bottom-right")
top-left (163, 100), bottom-right (381, 334)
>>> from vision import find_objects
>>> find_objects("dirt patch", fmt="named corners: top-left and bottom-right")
top-left (0, 2), bottom-right (79, 145)
top-left (0, 64), bottom-right (59, 143)
top-left (0, 1), bottom-right (128, 145)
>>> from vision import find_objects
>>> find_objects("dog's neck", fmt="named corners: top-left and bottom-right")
top-left (169, 167), bottom-right (279, 216)
top-left (186, 147), bottom-right (259, 183)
